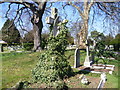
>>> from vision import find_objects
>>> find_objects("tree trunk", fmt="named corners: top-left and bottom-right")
top-left (79, 19), bottom-right (88, 49)
top-left (31, 2), bottom-right (47, 52)
top-left (32, 14), bottom-right (43, 51)
top-left (33, 24), bottom-right (42, 51)
top-left (78, 0), bottom-right (93, 49)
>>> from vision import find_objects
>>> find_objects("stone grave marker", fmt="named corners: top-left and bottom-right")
top-left (91, 53), bottom-right (95, 64)
top-left (84, 40), bottom-right (91, 67)
top-left (46, 7), bottom-right (60, 36)
top-left (74, 48), bottom-right (80, 68)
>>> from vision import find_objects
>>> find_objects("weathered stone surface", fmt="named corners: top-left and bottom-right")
top-left (84, 40), bottom-right (91, 67)
top-left (84, 56), bottom-right (91, 67)
top-left (74, 48), bottom-right (80, 68)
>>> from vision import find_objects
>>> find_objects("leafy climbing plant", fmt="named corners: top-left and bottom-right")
top-left (32, 20), bottom-right (73, 87)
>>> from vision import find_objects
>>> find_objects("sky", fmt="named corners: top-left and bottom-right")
top-left (0, 2), bottom-right (119, 38)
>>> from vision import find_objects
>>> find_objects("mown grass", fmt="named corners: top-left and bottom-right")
top-left (1, 50), bottom-right (119, 88)
top-left (65, 49), bottom-right (86, 66)
top-left (104, 59), bottom-right (119, 88)
top-left (2, 51), bottom-right (40, 88)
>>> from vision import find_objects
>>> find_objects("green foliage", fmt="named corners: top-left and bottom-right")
top-left (32, 20), bottom-right (73, 86)
top-left (53, 80), bottom-right (68, 89)
top-left (48, 29), bottom-right (68, 54)
top-left (1, 19), bottom-right (21, 45)
top-left (41, 33), bottom-right (49, 49)
top-left (22, 31), bottom-right (49, 50)
top-left (66, 32), bottom-right (74, 45)
top-left (90, 30), bottom-right (105, 42)
top-left (110, 34), bottom-right (120, 51)
top-left (22, 30), bottom-right (34, 43)
top-left (94, 41), bottom-right (105, 57)
top-left (90, 31), bottom-right (119, 59)
top-left (104, 34), bottom-right (114, 45)
top-left (93, 41), bottom-right (118, 60)
top-left (23, 43), bottom-right (34, 51)
top-left (32, 51), bottom-right (72, 83)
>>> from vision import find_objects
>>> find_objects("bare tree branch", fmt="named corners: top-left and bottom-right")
top-left (69, 2), bottom-right (84, 18)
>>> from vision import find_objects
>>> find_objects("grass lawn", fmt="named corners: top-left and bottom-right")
top-left (1, 51), bottom-right (40, 88)
top-left (1, 50), bottom-right (119, 88)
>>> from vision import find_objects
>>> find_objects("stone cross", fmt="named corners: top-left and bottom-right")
top-left (74, 48), bottom-right (80, 68)
top-left (84, 39), bottom-right (91, 67)
top-left (46, 8), bottom-right (60, 36)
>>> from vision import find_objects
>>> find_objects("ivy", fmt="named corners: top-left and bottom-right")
top-left (32, 20), bottom-right (73, 87)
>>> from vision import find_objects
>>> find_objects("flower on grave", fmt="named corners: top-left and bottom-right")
top-left (81, 76), bottom-right (89, 85)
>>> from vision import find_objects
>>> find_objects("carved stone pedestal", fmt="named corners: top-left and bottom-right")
top-left (84, 56), bottom-right (91, 67)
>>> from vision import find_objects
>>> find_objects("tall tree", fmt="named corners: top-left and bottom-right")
top-left (68, 0), bottom-right (94, 48)
top-left (1, 19), bottom-right (21, 45)
top-left (64, 1), bottom-right (119, 48)
top-left (0, 0), bottom-right (47, 51)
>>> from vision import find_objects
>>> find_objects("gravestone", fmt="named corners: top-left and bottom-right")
top-left (46, 7), bottom-right (60, 36)
top-left (74, 48), bottom-right (80, 68)
top-left (84, 40), bottom-right (91, 67)
top-left (91, 54), bottom-right (95, 64)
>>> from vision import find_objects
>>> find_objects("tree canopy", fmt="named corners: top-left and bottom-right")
top-left (1, 19), bottom-right (21, 45)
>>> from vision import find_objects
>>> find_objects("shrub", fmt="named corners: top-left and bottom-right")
top-left (32, 20), bottom-right (73, 86)
top-left (23, 43), bottom-right (34, 51)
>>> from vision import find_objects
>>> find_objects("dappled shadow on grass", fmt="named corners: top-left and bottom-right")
top-left (74, 69), bottom-right (90, 75)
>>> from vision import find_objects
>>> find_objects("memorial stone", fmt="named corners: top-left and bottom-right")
top-left (74, 48), bottom-right (80, 68)
top-left (84, 40), bottom-right (91, 67)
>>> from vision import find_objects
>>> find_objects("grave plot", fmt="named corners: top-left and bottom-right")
top-left (77, 64), bottom-right (114, 74)
top-left (63, 74), bottom-right (100, 88)
top-left (72, 39), bottom-right (115, 75)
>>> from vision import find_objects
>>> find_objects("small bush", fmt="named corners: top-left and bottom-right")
top-left (23, 43), bottom-right (34, 51)
top-left (32, 20), bottom-right (73, 86)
